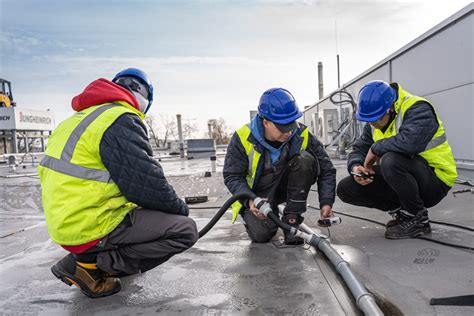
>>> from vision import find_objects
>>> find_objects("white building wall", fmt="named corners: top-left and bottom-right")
top-left (391, 13), bottom-right (473, 164)
top-left (303, 4), bottom-right (473, 179)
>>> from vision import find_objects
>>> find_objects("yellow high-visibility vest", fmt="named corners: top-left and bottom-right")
top-left (372, 85), bottom-right (457, 187)
top-left (38, 102), bottom-right (144, 245)
top-left (230, 124), bottom-right (309, 223)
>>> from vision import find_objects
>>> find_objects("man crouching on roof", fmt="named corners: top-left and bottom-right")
top-left (38, 68), bottom-right (198, 298)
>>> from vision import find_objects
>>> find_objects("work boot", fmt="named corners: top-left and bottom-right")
top-left (385, 209), bottom-right (431, 239)
top-left (282, 213), bottom-right (304, 245)
top-left (51, 254), bottom-right (121, 298)
top-left (386, 207), bottom-right (412, 228)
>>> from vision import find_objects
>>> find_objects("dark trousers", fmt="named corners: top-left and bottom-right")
top-left (82, 208), bottom-right (198, 275)
top-left (242, 151), bottom-right (318, 243)
top-left (337, 152), bottom-right (451, 214)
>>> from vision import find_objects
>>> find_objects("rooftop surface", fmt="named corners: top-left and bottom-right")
top-left (0, 156), bottom-right (472, 315)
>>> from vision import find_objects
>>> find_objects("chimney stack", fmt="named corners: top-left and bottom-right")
top-left (318, 61), bottom-right (324, 100)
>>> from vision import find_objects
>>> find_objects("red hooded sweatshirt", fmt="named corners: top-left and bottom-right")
top-left (63, 78), bottom-right (141, 254)
top-left (71, 78), bottom-right (141, 112)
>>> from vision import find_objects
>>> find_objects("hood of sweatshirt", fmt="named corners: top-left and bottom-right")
top-left (71, 78), bottom-right (141, 113)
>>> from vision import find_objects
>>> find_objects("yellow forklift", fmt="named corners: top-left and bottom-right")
top-left (0, 79), bottom-right (16, 107)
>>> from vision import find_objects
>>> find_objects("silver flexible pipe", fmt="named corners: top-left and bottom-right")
top-left (299, 222), bottom-right (384, 316)
top-left (255, 202), bottom-right (384, 315)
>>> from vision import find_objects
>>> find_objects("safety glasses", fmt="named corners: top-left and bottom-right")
top-left (370, 108), bottom-right (391, 125)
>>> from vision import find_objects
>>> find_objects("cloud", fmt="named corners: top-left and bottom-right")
top-left (0, 30), bottom-right (82, 59)
top-left (49, 55), bottom-right (289, 67)
top-left (0, 31), bottom-right (42, 55)
top-left (3, 0), bottom-right (471, 135)
top-left (26, 55), bottom-right (293, 81)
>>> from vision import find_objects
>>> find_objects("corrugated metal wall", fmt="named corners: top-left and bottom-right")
top-left (303, 4), bottom-right (473, 179)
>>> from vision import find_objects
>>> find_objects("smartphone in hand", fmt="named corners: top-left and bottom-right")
top-left (350, 171), bottom-right (374, 179)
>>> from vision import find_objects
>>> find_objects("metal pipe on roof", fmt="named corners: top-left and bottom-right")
top-left (176, 114), bottom-right (184, 158)
top-left (198, 192), bottom-right (384, 315)
top-left (265, 204), bottom-right (383, 314)
top-left (337, 54), bottom-right (341, 88)
top-left (299, 221), bottom-right (384, 316)
top-left (208, 123), bottom-right (213, 139)
top-left (210, 155), bottom-right (216, 173)
top-left (318, 62), bottom-right (324, 100)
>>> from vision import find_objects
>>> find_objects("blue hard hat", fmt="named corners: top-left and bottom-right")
top-left (356, 81), bottom-right (397, 122)
top-left (112, 68), bottom-right (154, 114)
top-left (258, 88), bottom-right (302, 124)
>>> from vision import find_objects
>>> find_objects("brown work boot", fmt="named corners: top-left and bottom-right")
top-left (51, 254), bottom-right (121, 298)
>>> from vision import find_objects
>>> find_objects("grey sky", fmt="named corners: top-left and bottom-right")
top-left (0, 0), bottom-right (471, 136)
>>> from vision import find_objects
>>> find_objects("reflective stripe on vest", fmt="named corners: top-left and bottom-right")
top-left (230, 124), bottom-right (309, 223)
top-left (61, 104), bottom-right (115, 161)
top-left (393, 98), bottom-right (447, 153)
top-left (247, 147), bottom-right (260, 187)
top-left (40, 104), bottom-right (116, 182)
top-left (38, 103), bottom-right (140, 245)
top-left (40, 156), bottom-right (111, 183)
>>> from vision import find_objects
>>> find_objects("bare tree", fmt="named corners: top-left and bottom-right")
top-left (210, 118), bottom-right (232, 145)
top-left (160, 114), bottom-right (178, 148)
top-left (144, 115), bottom-right (160, 148)
top-left (182, 120), bottom-right (198, 140)
top-left (144, 114), bottom-right (199, 148)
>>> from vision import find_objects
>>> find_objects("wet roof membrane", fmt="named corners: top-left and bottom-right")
top-left (0, 157), bottom-right (472, 314)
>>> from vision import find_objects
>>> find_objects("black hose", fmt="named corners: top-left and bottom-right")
top-left (197, 192), bottom-right (299, 239)
top-left (308, 205), bottom-right (474, 251)
top-left (189, 206), bottom-right (221, 209)
top-left (198, 192), bottom-right (256, 239)
top-left (329, 90), bottom-right (357, 110)
top-left (308, 205), bottom-right (474, 232)
top-left (416, 236), bottom-right (473, 251)
top-left (429, 220), bottom-right (474, 232)
top-left (266, 211), bottom-right (293, 232)
top-left (197, 197), bottom-right (472, 251)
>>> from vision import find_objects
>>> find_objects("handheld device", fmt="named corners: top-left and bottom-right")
top-left (318, 217), bottom-right (342, 226)
top-left (350, 171), bottom-right (374, 179)
top-left (185, 196), bottom-right (208, 204)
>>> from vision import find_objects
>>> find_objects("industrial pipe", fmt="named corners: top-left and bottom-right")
top-left (210, 155), bottom-right (217, 173)
top-left (266, 203), bottom-right (383, 316)
top-left (298, 221), bottom-right (383, 316)
top-left (197, 193), bottom-right (384, 315)
top-left (318, 61), bottom-right (324, 100)
top-left (176, 114), bottom-right (184, 158)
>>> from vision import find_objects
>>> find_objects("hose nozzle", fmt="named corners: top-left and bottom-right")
top-left (253, 197), bottom-right (272, 216)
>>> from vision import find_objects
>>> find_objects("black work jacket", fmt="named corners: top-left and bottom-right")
top-left (99, 114), bottom-right (189, 216)
top-left (223, 124), bottom-right (336, 208)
